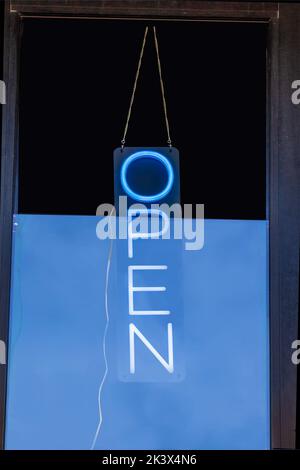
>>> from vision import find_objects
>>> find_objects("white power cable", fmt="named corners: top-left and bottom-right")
top-left (91, 209), bottom-right (115, 450)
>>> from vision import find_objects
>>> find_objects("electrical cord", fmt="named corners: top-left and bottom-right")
top-left (91, 208), bottom-right (115, 450)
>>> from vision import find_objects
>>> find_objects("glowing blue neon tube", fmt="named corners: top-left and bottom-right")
top-left (120, 150), bottom-right (174, 203)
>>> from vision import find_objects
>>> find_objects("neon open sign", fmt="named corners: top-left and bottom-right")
top-left (127, 209), bottom-right (175, 376)
top-left (111, 147), bottom-right (183, 382)
top-left (108, 207), bottom-right (184, 383)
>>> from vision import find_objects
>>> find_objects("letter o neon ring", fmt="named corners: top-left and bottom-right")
top-left (120, 151), bottom-right (174, 203)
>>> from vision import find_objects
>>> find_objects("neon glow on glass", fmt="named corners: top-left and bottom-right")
top-left (120, 150), bottom-right (174, 203)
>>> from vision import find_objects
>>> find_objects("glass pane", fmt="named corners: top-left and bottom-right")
top-left (6, 215), bottom-right (269, 449)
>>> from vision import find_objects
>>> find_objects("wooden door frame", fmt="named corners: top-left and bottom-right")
top-left (1, 0), bottom-right (299, 450)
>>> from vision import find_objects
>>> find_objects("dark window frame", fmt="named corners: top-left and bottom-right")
top-left (1, 0), bottom-right (299, 450)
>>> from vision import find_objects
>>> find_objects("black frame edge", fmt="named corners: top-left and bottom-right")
top-left (0, 2), bottom-right (21, 450)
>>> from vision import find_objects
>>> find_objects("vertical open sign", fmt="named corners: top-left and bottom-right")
top-left (113, 148), bottom-right (184, 382)
top-left (114, 213), bottom-right (185, 383)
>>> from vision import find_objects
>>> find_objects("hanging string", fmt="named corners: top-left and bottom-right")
top-left (121, 26), bottom-right (148, 149)
top-left (121, 26), bottom-right (172, 149)
top-left (153, 26), bottom-right (172, 148)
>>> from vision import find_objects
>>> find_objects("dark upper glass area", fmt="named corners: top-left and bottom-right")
top-left (19, 19), bottom-right (267, 219)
